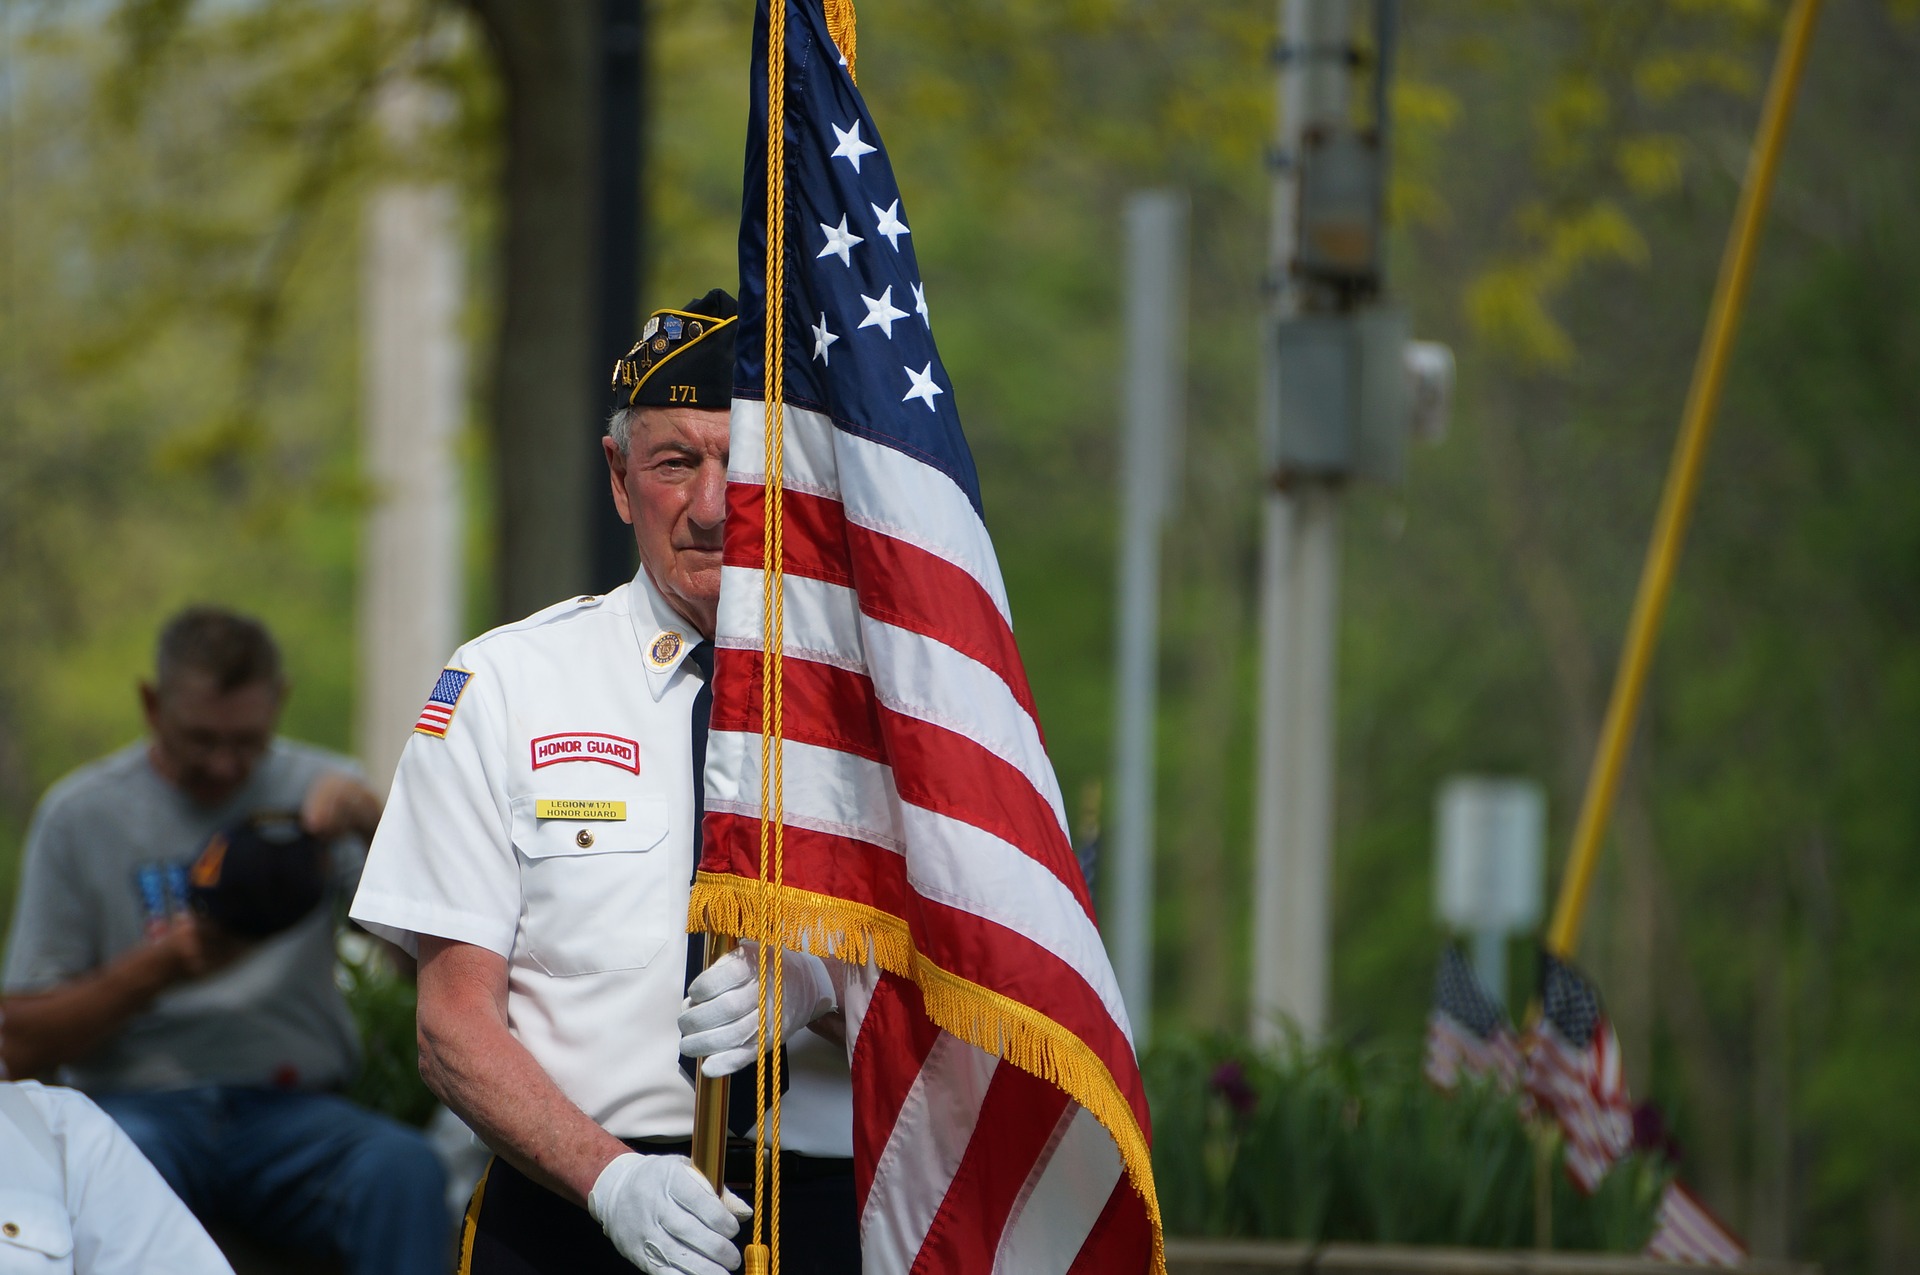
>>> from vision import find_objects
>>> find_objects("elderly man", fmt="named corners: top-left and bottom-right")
top-left (350, 290), bottom-right (857, 1275)
top-left (1, 606), bottom-right (449, 1274)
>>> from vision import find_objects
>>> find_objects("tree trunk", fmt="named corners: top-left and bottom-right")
top-left (461, 0), bottom-right (600, 622)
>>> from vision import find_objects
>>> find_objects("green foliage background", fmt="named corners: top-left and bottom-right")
top-left (0, 1), bottom-right (1915, 1268)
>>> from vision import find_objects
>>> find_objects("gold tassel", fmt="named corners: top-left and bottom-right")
top-left (823, 0), bottom-right (857, 83)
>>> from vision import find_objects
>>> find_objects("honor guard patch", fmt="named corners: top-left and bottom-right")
top-left (530, 732), bottom-right (641, 774)
top-left (414, 668), bottom-right (474, 738)
top-left (647, 630), bottom-right (685, 670)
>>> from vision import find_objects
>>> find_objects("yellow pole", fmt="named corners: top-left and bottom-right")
top-left (1544, 0), bottom-right (1823, 957)
top-left (689, 933), bottom-right (739, 1192)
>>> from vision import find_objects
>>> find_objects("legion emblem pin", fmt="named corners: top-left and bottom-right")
top-left (648, 630), bottom-right (685, 669)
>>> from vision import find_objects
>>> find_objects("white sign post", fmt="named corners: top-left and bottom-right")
top-left (1435, 777), bottom-right (1546, 1004)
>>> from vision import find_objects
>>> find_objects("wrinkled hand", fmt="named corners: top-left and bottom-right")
top-left (589, 1151), bottom-right (751, 1275)
top-left (678, 944), bottom-right (835, 1079)
top-left (301, 771), bottom-right (382, 842)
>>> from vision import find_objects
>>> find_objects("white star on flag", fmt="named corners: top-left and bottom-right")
top-left (816, 215), bottom-right (864, 267)
top-left (871, 200), bottom-right (910, 250)
top-left (912, 281), bottom-right (930, 326)
top-left (902, 361), bottom-right (943, 411)
top-left (829, 121), bottom-right (877, 172)
top-left (811, 312), bottom-right (840, 365)
top-left (858, 287), bottom-right (909, 339)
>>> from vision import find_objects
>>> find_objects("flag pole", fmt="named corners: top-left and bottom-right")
top-left (690, 933), bottom-right (738, 1191)
top-left (1543, 0), bottom-right (1822, 958)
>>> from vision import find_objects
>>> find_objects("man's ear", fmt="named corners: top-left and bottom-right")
top-left (139, 680), bottom-right (161, 731)
top-left (602, 436), bottom-right (636, 526)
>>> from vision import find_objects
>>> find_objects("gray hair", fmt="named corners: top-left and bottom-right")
top-left (606, 406), bottom-right (638, 458)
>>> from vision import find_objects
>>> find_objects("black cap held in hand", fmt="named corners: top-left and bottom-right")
top-left (187, 812), bottom-right (329, 939)
top-left (610, 289), bottom-right (739, 413)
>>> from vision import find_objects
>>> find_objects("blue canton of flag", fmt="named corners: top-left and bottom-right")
top-left (734, 5), bottom-right (982, 517)
top-left (413, 667), bottom-right (473, 739)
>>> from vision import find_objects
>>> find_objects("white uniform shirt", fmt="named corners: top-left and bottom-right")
top-left (0, 1082), bottom-right (233, 1275)
top-left (351, 573), bottom-right (709, 1139)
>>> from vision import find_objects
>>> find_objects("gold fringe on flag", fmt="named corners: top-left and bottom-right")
top-left (823, 0), bottom-right (857, 83)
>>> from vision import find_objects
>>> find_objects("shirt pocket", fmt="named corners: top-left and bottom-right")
top-left (510, 794), bottom-right (677, 977)
top-left (0, 1189), bottom-right (74, 1272)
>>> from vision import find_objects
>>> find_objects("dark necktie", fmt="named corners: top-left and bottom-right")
top-left (683, 640), bottom-right (716, 995)
top-left (679, 642), bottom-right (775, 1134)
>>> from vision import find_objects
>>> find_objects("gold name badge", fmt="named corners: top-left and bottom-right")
top-left (534, 799), bottom-right (628, 821)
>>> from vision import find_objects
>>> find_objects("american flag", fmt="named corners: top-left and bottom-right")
top-left (1423, 944), bottom-right (1523, 1092)
top-left (691, 2), bottom-right (1162, 1272)
top-left (1647, 1180), bottom-right (1747, 1267)
top-left (412, 667), bottom-right (472, 738)
top-left (1525, 949), bottom-right (1634, 1193)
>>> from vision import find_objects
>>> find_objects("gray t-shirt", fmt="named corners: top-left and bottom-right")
top-left (3, 740), bottom-right (367, 1093)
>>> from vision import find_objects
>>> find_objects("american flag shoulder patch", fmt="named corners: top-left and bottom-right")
top-left (414, 667), bottom-right (475, 738)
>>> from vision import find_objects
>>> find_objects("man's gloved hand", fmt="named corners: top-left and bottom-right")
top-left (588, 1151), bottom-right (752, 1275)
top-left (678, 943), bottom-right (835, 1078)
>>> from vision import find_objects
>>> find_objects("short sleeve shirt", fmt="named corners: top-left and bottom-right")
top-left (2, 741), bottom-right (367, 1093)
top-left (350, 572), bottom-right (708, 1139)
top-left (0, 1082), bottom-right (234, 1274)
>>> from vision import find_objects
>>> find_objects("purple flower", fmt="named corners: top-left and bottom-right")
top-left (1209, 1060), bottom-right (1258, 1118)
top-left (1632, 1100), bottom-right (1683, 1165)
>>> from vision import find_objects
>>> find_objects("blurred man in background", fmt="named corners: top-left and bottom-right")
top-left (0, 605), bottom-right (448, 1274)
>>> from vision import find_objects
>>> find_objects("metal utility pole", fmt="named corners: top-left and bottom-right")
top-left (1109, 190), bottom-right (1188, 1048)
top-left (1252, 0), bottom-right (1430, 1046)
top-left (357, 72), bottom-right (465, 793)
top-left (589, 0), bottom-right (647, 592)
top-left (1251, 0), bottom-right (1355, 1048)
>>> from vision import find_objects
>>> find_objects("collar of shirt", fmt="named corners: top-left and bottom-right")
top-left (626, 565), bottom-right (705, 702)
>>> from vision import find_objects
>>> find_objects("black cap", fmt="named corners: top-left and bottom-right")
top-left (610, 289), bottom-right (739, 412)
top-left (187, 812), bottom-right (329, 939)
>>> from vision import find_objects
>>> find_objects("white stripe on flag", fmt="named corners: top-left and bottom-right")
top-left (728, 402), bottom-right (1014, 624)
top-left (860, 1033), bottom-right (995, 1275)
top-left (993, 1103), bottom-right (1124, 1275)
top-left (717, 565), bottom-right (1069, 836)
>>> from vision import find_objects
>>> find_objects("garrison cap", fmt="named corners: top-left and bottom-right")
top-left (611, 288), bottom-right (739, 412)
top-left (187, 812), bottom-right (330, 938)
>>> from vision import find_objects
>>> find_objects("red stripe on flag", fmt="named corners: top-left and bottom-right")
top-left (850, 972), bottom-right (946, 1217)
top-left (709, 648), bottom-right (1093, 913)
top-left (912, 1066), bottom-right (1072, 1275)
top-left (726, 483), bottom-right (1042, 727)
top-left (1067, 1177), bottom-right (1158, 1275)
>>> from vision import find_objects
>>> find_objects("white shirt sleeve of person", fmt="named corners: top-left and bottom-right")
top-left (348, 641), bottom-right (520, 959)
top-left (0, 1082), bottom-right (234, 1275)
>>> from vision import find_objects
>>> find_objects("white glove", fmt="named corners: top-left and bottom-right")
top-left (679, 943), bottom-right (836, 1078)
top-left (588, 1151), bottom-right (752, 1275)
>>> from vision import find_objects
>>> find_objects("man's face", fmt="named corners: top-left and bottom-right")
top-left (141, 672), bottom-right (283, 807)
top-left (603, 405), bottom-right (731, 636)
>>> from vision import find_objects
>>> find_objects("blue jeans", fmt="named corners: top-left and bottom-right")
top-left (93, 1086), bottom-right (450, 1275)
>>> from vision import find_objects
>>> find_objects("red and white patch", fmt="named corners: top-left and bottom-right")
top-left (529, 732), bottom-right (640, 774)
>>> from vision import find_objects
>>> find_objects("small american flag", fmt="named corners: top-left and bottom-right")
top-left (1424, 944), bottom-right (1523, 1092)
top-left (692, 2), bottom-right (1161, 1270)
top-left (1647, 1179), bottom-right (1747, 1267)
top-left (1525, 949), bottom-right (1634, 1193)
top-left (413, 668), bottom-right (473, 738)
